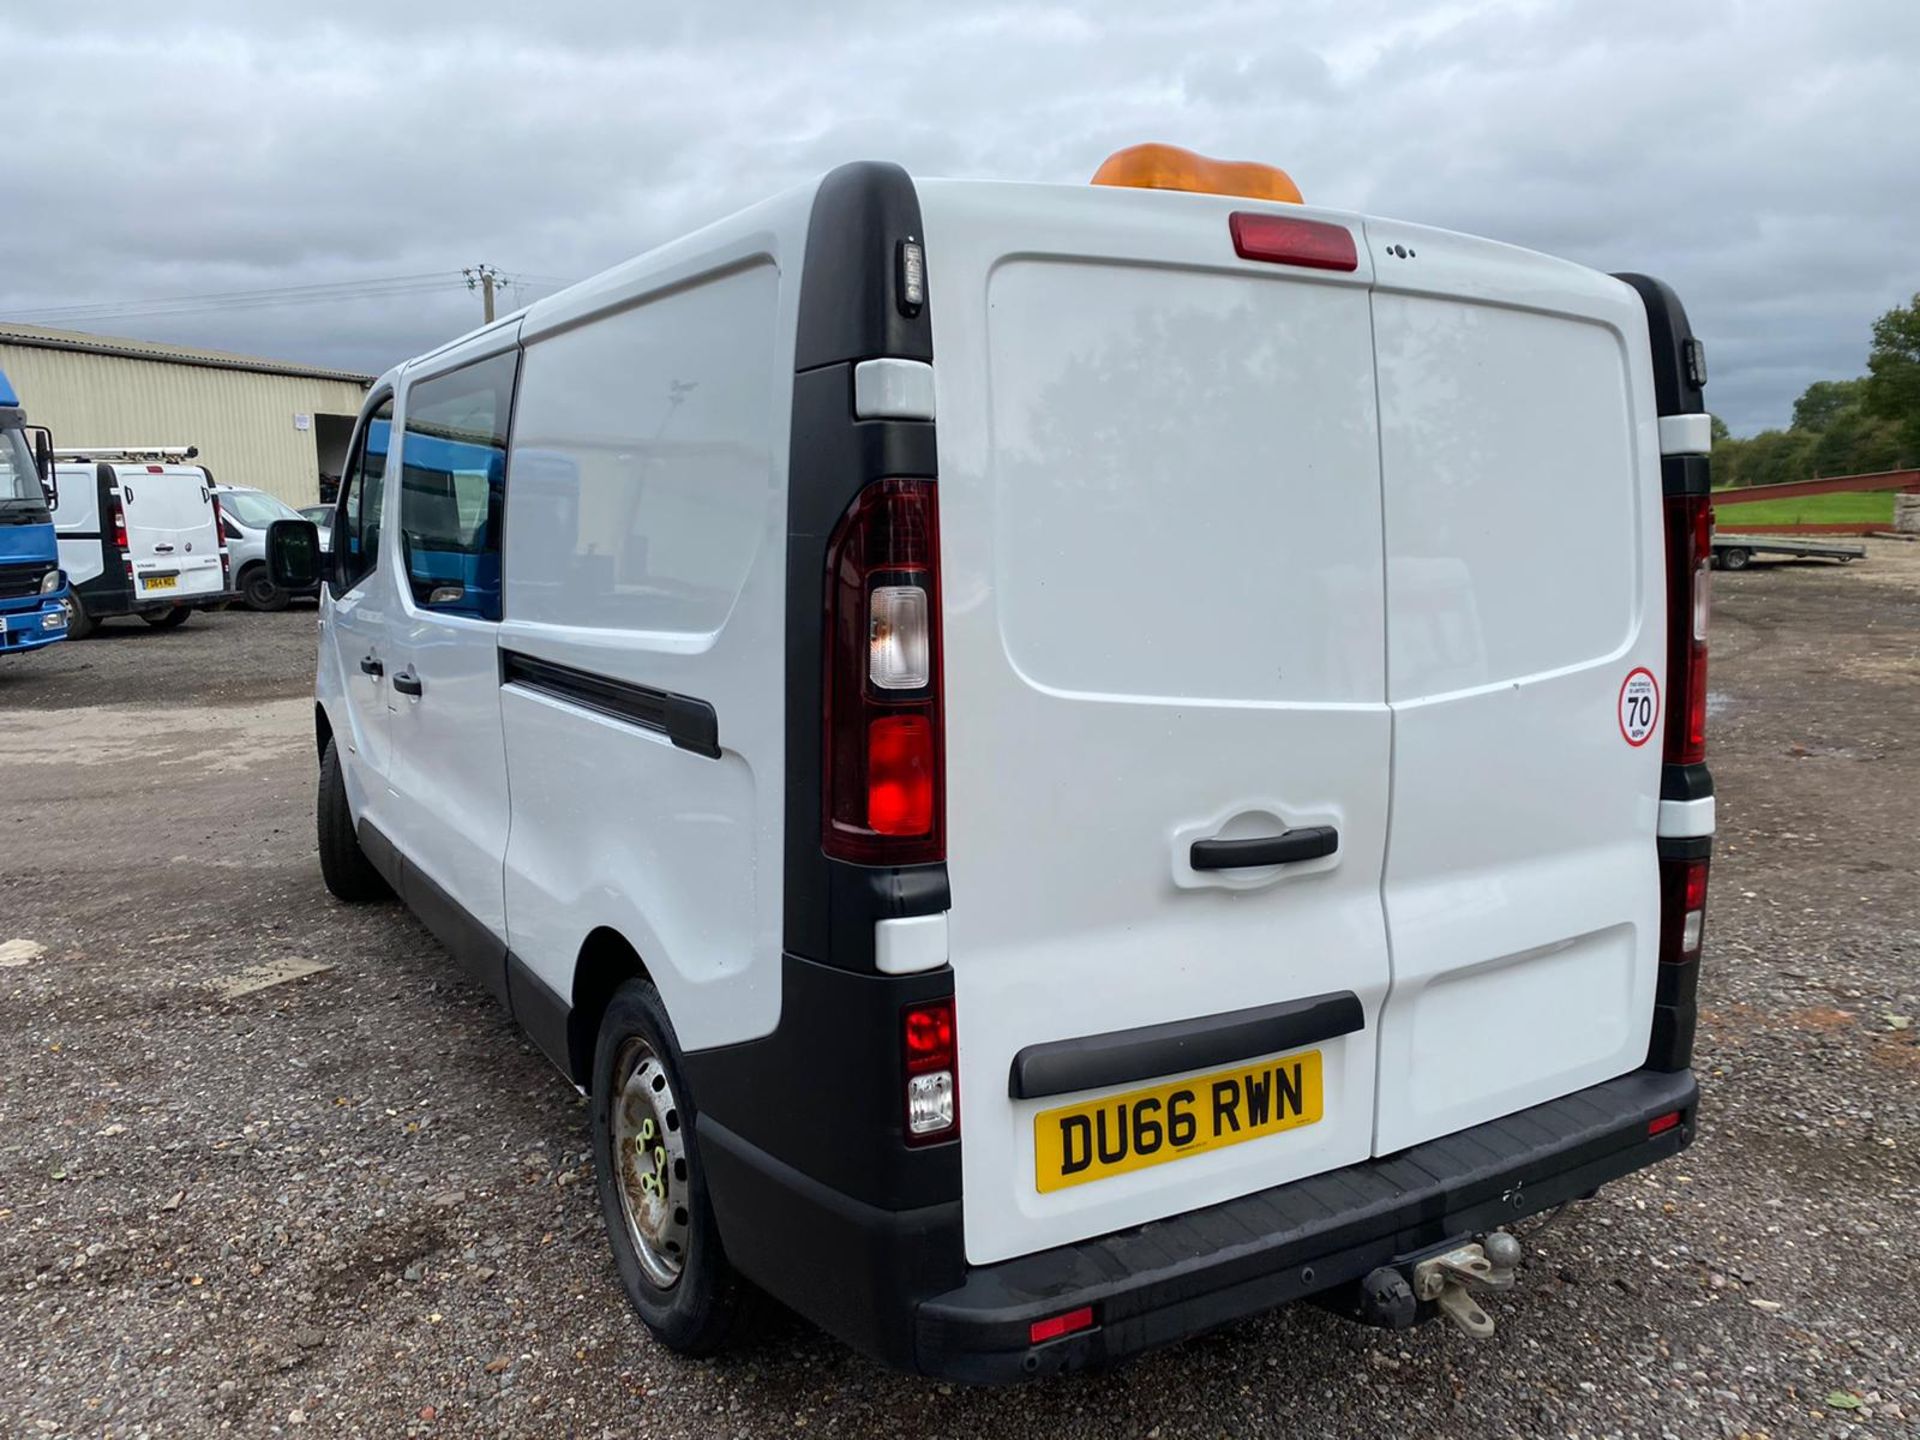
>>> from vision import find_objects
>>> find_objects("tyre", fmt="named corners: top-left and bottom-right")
top-left (1718, 547), bottom-right (1751, 572)
top-left (317, 737), bottom-right (392, 903)
top-left (142, 607), bottom-right (191, 628)
top-left (64, 597), bottom-right (98, 640)
top-left (591, 979), bottom-right (745, 1357)
top-left (240, 564), bottom-right (289, 612)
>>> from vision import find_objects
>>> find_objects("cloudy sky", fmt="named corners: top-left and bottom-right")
top-left (3, 0), bottom-right (1916, 434)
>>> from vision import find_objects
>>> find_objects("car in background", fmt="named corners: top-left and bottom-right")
top-left (298, 504), bottom-right (334, 552)
top-left (214, 485), bottom-right (319, 611)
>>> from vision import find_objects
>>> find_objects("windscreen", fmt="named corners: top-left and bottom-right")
top-left (221, 488), bottom-right (302, 528)
top-left (0, 427), bottom-right (44, 508)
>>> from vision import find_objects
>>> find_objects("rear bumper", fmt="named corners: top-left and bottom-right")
top-left (706, 1065), bottom-right (1696, 1384)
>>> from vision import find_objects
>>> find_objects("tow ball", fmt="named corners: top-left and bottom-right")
top-left (1346, 1230), bottom-right (1523, 1339)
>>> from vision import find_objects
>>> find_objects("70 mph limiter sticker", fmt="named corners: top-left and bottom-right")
top-left (1618, 667), bottom-right (1660, 747)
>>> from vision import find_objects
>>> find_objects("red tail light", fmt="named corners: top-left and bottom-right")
top-left (1658, 856), bottom-right (1709, 965)
top-left (1663, 493), bottom-right (1711, 765)
top-left (823, 478), bottom-right (944, 864)
top-left (902, 998), bottom-right (957, 1145)
top-left (110, 494), bottom-right (128, 553)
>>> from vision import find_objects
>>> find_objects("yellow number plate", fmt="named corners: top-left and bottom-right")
top-left (1034, 1050), bottom-right (1323, 1193)
top-left (143, 574), bottom-right (178, 592)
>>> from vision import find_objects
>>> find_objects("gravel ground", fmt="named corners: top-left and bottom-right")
top-left (1, 549), bottom-right (1916, 1438)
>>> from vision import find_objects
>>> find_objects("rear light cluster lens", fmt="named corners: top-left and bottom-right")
top-left (902, 999), bottom-right (957, 1144)
top-left (1659, 857), bottom-right (1709, 965)
top-left (110, 495), bottom-right (128, 553)
top-left (210, 493), bottom-right (231, 586)
top-left (1664, 493), bottom-right (1712, 766)
top-left (823, 478), bottom-right (944, 863)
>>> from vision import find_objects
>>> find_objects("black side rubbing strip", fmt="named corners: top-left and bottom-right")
top-left (501, 649), bottom-right (720, 759)
top-left (1009, 992), bottom-right (1365, 1101)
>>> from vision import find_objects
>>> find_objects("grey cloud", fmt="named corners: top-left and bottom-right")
top-left (2, 0), bottom-right (1916, 433)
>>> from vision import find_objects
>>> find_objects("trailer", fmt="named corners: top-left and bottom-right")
top-left (1712, 533), bottom-right (1866, 570)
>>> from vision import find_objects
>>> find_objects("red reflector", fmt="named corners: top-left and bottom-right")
top-left (867, 714), bottom-right (934, 835)
top-left (1229, 212), bottom-right (1358, 272)
top-left (1029, 1306), bottom-right (1095, 1346)
top-left (1647, 1111), bottom-right (1681, 1137)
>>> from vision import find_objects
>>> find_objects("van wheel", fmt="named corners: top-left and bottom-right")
top-left (240, 565), bottom-right (289, 612)
top-left (592, 980), bottom-right (745, 1357)
top-left (317, 738), bottom-right (392, 903)
top-left (142, 607), bottom-right (191, 628)
top-left (64, 598), bottom-right (97, 640)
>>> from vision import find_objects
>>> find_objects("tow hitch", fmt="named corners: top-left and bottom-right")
top-left (1337, 1230), bottom-right (1523, 1339)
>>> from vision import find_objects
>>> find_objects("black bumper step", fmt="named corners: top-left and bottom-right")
top-left (917, 1067), bottom-right (1697, 1382)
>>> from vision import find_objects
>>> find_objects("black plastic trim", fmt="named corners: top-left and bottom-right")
top-left (1658, 833), bottom-right (1714, 863)
top-left (681, 951), bottom-right (962, 1212)
top-left (1661, 762), bottom-right (1715, 804)
top-left (506, 951), bottom-right (574, 1080)
top-left (359, 819), bottom-right (509, 1006)
top-left (915, 1068), bottom-right (1698, 1382)
top-left (1662, 454), bottom-right (1712, 498)
top-left (501, 649), bottom-right (720, 759)
top-left (1009, 993), bottom-right (1364, 1101)
top-left (1190, 826), bottom-right (1338, 871)
top-left (782, 162), bottom-right (948, 973)
top-left (1614, 273), bottom-right (1706, 417)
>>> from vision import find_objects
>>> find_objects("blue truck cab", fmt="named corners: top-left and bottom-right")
top-left (0, 367), bottom-right (70, 655)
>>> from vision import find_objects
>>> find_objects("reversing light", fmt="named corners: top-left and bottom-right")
top-left (1091, 143), bottom-right (1303, 204)
top-left (869, 584), bottom-right (930, 689)
top-left (1029, 1307), bottom-right (1095, 1345)
top-left (1659, 857), bottom-right (1709, 965)
top-left (903, 999), bottom-right (957, 1144)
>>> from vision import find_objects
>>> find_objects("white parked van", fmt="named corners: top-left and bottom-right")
top-left (55, 449), bottom-right (232, 635)
top-left (277, 153), bottom-right (1715, 1382)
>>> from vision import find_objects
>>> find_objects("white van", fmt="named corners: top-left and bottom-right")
top-left (55, 449), bottom-right (232, 635)
top-left (277, 154), bottom-right (1715, 1382)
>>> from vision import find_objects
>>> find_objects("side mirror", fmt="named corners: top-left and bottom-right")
top-left (267, 518), bottom-right (322, 590)
top-left (30, 428), bottom-right (56, 507)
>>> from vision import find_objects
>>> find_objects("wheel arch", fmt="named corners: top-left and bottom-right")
top-left (567, 927), bottom-right (656, 1088)
top-left (314, 701), bottom-right (335, 765)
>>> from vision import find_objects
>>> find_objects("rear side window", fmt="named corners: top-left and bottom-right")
top-left (399, 352), bottom-right (516, 622)
top-left (334, 397), bottom-right (393, 595)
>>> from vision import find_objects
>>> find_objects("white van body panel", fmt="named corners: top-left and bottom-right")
top-left (917, 180), bottom-right (1396, 1266)
top-left (1363, 219), bottom-right (1666, 1154)
top-left (317, 369), bottom-right (403, 830)
top-left (382, 326), bottom-right (524, 963)
top-left (52, 462), bottom-right (102, 587)
top-left (497, 198), bottom-right (810, 1050)
top-left (116, 464), bottom-right (225, 601)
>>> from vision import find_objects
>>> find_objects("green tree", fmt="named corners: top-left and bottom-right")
top-left (1790, 377), bottom-right (1868, 432)
top-left (1862, 292), bottom-right (1920, 461)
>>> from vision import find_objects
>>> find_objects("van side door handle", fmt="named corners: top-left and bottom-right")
top-left (1190, 826), bottom-right (1338, 870)
top-left (360, 655), bottom-right (383, 677)
top-left (391, 669), bottom-right (423, 697)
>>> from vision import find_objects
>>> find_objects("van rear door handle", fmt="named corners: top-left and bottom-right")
top-left (1190, 826), bottom-right (1338, 870)
top-left (360, 655), bottom-right (383, 677)
top-left (392, 669), bottom-right (423, 697)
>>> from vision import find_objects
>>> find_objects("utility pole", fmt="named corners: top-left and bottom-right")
top-left (463, 264), bottom-right (504, 324)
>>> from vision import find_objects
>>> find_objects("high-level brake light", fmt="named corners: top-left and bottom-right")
top-left (1229, 212), bottom-right (1359, 273)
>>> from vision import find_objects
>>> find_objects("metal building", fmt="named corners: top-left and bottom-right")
top-left (0, 324), bottom-right (373, 507)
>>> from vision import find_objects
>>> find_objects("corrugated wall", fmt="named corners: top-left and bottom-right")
top-left (0, 344), bottom-right (368, 506)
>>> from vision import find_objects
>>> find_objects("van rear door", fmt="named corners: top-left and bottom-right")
top-left (118, 465), bottom-right (224, 603)
top-left (1364, 223), bottom-right (1667, 1153)
top-left (919, 182), bottom-right (1393, 1266)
